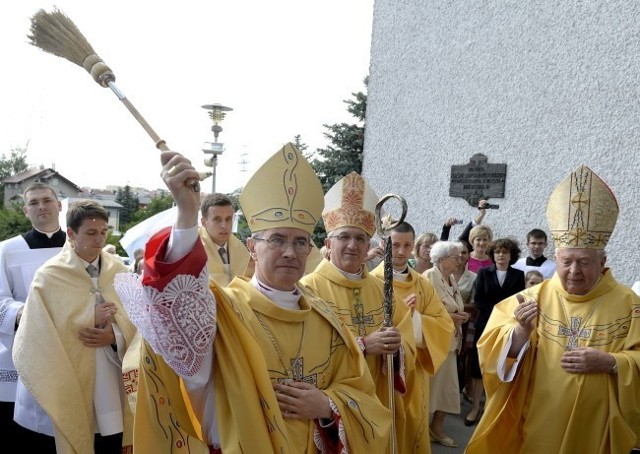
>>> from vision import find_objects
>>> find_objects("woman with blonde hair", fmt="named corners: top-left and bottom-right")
top-left (411, 232), bottom-right (439, 274)
top-left (467, 224), bottom-right (494, 273)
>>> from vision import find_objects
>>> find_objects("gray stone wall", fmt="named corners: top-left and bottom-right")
top-left (363, 0), bottom-right (640, 285)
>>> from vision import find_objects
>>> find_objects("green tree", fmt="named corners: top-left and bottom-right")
top-left (127, 193), bottom-right (174, 229)
top-left (297, 76), bottom-right (368, 246)
top-left (310, 77), bottom-right (367, 193)
top-left (0, 201), bottom-right (31, 241)
top-left (0, 148), bottom-right (29, 208)
top-left (292, 134), bottom-right (309, 157)
top-left (115, 185), bottom-right (139, 227)
top-left (228, 188), bottom-right (251, 243)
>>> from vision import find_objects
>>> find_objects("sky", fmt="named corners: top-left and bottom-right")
top-left (1, 1), bottom-right (373, 194)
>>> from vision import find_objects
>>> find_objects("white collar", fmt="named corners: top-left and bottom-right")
top-left (393, 266), bottom-right (410, 281)
top-left (251, 276), bottom-right (301, 310)
top-left (34, 226), bottom-right (61, 238)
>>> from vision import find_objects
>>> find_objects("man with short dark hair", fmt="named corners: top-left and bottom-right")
top-left (0, 182), bottom-right (64, 451)
top-left (199, 192), bottom-right (251, 285)
top-left (512, 228), bottom-right (556, 279)
top-left (14, 200), bottom-right (137, 453)
top-left (370, 220), bottom-right (455, 450)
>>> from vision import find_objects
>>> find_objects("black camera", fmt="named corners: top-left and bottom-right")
top-left (478, 203), bottom-right (499, 210)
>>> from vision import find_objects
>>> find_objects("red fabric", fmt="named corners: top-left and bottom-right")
top-left (141, 226), bottom-right (208, 291)
top-left (394, 373), bottom-right (406, 394)
top-left (314, 414), bottom-right (342, 453)
top-left (393, 355), bottom-right (406, 394)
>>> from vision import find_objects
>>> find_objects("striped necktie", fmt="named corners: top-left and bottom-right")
top-left (218, 247), bottom-right (228, 264)
top-left (86, 263), bottom-right (99, 278)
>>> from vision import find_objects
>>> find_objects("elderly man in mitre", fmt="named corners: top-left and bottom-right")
top-left (466, 165), bottom-right (640, 454)
top-left (301, 172), bottom-right (426, 453)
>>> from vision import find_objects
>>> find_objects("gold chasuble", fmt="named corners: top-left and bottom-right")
top-left (124, 143), bottom-right (392, 453)
top-left (300, 259), bottom-right (417, 454)
top-left (199, 226), bottom-right (251, 286)
top-left (13, 243), bottom-right (137, 454)
top-left (371, 263), bottom-right (454, 453)
top-left (130, 273), bottom-right (391, 453)
top-left (467, 270), bottom-right (640, 453)
top-left (213, 278), bottom-right (390, 453)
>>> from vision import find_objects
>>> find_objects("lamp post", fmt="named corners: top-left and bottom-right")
top-left (202, 103), bottom-right (233, 194)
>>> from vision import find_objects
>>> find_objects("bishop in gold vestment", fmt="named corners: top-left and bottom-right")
top-left (301, 260), bottom-right (416, 453)
top-left (117, 143), bottom-right (391, 453)
top-left (466, 165), bottom-right (640, 453)
top-left (301, 172), bottom-right (427, 454)
top-left (468, 271), bottom-right (640, 453)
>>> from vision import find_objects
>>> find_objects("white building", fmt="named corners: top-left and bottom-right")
top-left (363, 0), bottom-right (640, 285)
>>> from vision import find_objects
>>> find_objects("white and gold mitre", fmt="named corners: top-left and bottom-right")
top-left (322, 171), bottom-right (378, 236)
top-left (546, 165), bottom-right (618, 249)
top-left (239, 143), bottom-right (323, 235)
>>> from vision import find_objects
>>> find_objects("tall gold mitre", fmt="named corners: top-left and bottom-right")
top-left (322, 171), bottom-right (378, 236)
top-left (240, 143), bottom-right (323, 235)
top-left (546, 165), bottom-right (619, 249)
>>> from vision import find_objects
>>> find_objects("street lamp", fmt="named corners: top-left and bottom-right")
top-left (202, 103), bottom-right (233, 194)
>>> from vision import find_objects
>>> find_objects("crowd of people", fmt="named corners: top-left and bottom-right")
top-left (0, 144), bottom-right (638, 453)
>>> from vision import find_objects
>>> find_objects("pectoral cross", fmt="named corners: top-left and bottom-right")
top-left (352, 312), bottom-right (375, 336)
top-left (352, 288), bottom-right (374, 336)
top-left (558, 316), bottom-right (591, 350)
top-left (288, 357), bottom-right (317, 386)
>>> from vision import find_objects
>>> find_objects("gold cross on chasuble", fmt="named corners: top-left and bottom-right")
top-left (288, 357), bottom-right (317, 386)
top-left (558, 316), bottom-right (591, 350)
top-left (351, 288), bottom-right (374, 336)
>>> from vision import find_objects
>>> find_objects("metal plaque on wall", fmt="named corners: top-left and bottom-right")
top-left (449, 153), bottom-right (507, 207)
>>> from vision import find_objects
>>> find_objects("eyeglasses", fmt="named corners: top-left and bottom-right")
top-left (253, 236), bottom-right (312, 254)
top-left (328, 233), bottom-right (369, 245)
top-left (447, 255), bottom-right (463, 261)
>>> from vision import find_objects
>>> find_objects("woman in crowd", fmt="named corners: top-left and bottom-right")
top-left (411, 232), bottom-right (439, 273)
top-left (465, 238), bottom-right (525, 426)
top-left (423, 241), bottom-right (471, 448)
top-left (453, 240), bottom-right (478, 401)
top-left (467, 225), bottom-right (494, 273)
top-left (524, 269), bottom-right (544, 288)
top-left (454, 240), bottom-right (477, 308)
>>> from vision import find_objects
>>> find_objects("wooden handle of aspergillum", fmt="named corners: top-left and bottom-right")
top-left (107, 82), bottom-right (206, 193)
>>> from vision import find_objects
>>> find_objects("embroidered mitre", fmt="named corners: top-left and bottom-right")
top-left (240, 143), bottom-right (323, 235)
top-left (322, 172), bottom-right (378, 236)
top-left (546, 165), bottom-right (618, 249)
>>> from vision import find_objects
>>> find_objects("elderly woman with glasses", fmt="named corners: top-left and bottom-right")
top-left (423, 241), bottom-right (471, 448)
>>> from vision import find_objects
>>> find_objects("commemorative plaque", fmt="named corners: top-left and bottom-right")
top-left (449, 153), bottom-right (507, 207)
